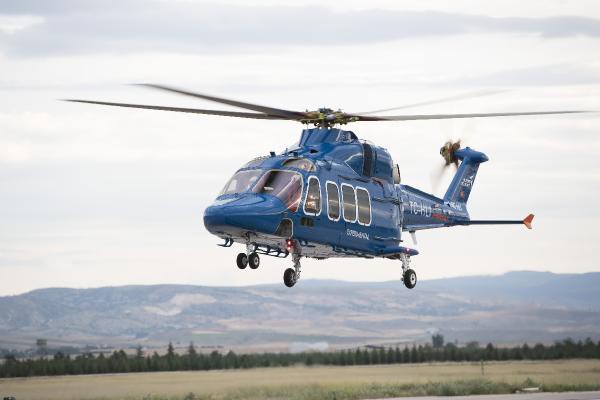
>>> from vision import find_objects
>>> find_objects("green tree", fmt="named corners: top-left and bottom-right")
top-left (166, 342), bottom-right (177, 370)
top-left (432, 334), bottom-right (444, 348)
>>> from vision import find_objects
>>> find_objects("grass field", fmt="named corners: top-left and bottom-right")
top-left (1, 359), bottom-right (599, 400)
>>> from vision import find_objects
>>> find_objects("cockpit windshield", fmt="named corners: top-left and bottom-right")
top-left (252, 170), bottom-right (303, 211)
top-left (219, 169), bottom-right (262, 196)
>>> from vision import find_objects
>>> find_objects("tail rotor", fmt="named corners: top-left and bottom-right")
top-left (431, 139), bottom-right (462, 195)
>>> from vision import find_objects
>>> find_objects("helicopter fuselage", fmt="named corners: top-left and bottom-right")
top-left (65, 84), bottom-right (542, 288)
top-left (203, 128), bottom-right (487, 261)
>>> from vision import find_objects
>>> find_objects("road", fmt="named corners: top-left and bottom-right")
top-left (382, 392), bottom-right (600, 400)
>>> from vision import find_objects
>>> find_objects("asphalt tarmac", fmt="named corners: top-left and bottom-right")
top-left (383, 392), bottom-right (600, 400)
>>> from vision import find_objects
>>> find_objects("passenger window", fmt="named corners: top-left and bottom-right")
top-left (341, 184), bottom-right (356, 222)
top-left (356, 188), bottom-right (371, 225)
top-left (304, 177), bottom-right (321, 215)
top-left (326, 182), bottom-right (340, 220)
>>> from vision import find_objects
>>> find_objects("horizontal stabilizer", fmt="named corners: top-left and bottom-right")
top-left (523, 213), bottom-right (535, 229)
top-left (458, 213), bottom-right (534, 229)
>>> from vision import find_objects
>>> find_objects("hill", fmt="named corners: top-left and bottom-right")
top-left (1, 271), bottom-right (599, 352)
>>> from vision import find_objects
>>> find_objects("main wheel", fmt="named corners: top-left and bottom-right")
top-left (236, 253), bottom-right (248, 269)
top-left (248, 252), bottom-right (260, 269)
top-left (403, 269), bottom-right (417, 289)
top-left (283, 268), bottom-right (296, 287)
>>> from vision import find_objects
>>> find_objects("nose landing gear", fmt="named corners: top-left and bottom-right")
top-left (236, 243), bottom-right (261, 270)
top-left (236, 251), bottom-right (260, 269)
top-left (232, 239), bottom-right (301, 287)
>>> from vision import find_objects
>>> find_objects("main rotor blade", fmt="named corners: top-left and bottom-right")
top-left (137, 84), bottom-right (305, 120)
top-left (358, 89), bottom-right (505, 115)
top-left (63, 99), bottom-right (289, 120)
top-left (351, 110), bottom-right (590, 122)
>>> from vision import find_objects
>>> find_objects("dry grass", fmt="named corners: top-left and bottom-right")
top-left (0, 359), bottom-right (599, 400)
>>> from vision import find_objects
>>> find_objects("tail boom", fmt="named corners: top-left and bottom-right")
top-left (456, 214), bottom-right (534, 229)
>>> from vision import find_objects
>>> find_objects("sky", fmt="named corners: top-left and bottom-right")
top-left (1, 0), bottom-right (599, 295)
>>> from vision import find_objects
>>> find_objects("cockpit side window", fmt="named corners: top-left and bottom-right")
top-left (252, 170), bottom-right (303, 212)
top-left (282, 158), bottom-right (316, 172)
top-left (219, 169), bottom-right (262, 196)
top-left (303, 176), bottom-right (321, 216)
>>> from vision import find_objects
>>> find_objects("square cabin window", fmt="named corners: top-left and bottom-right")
top-left (304, 176), bottom-right (321, 215)
top-left (326, 182), bottom-right (340, 221)
top-left (356, 187), bottom-right (371, 225)
top-left (341, 184), bottom-right (356, 222)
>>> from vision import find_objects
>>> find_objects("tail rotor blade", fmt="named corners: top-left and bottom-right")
top-left (430, 160), bottom-right (449, 195)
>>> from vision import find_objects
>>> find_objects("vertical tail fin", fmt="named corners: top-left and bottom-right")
top-left (443, 147), bottom-right (489, 204)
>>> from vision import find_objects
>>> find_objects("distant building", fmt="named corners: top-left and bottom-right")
top-left (289, 342), bottom-right (329, 353)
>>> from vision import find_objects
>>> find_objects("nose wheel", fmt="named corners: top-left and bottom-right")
top-left (236, 253), bottom-right (248, 269)
top-left (236, 250), bottom-right (260, 270)
top-left (248, 252), bottom-right (260, 269)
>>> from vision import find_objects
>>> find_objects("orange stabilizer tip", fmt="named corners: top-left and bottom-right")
top-left (523, 214), bottom-right (534, 229)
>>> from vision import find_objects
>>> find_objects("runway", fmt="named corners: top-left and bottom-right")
top-left (383, 392), bottom-right (600, 400)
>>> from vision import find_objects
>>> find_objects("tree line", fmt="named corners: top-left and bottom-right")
top-left (1, 338), bottom-right (600, 378)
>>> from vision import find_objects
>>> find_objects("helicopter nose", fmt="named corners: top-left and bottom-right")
top-left (203, 194), bottom-right (288, 237)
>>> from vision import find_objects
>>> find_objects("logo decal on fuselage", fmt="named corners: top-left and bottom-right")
top-left (347, 228), bottom-right (369, 240)
top-left (409, 201), bottom-right (432, 217)
top-left (448, 202), bottom-right (463, 211)
top-left (461, 174), bottom-right (475, 188)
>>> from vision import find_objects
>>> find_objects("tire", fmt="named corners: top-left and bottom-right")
top-left (248, 252), bottom-right (260, 269)
top-left (236, 253), bottom-right (248, 269)
top-left (283, 268), bottom-right (296, 288)
top-left (403, 269), bottom-right (417, 289)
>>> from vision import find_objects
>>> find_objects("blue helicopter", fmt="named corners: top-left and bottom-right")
top-left (67, 85), bottom-right (585, 288)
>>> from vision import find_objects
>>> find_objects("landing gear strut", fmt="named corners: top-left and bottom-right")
top-left (283, 253), bottom-right (301, 288)
top-left (400, 253), bottom-right (417, 289)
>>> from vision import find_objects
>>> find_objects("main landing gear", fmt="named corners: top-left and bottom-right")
top-left (400, 254), bottom-right (417, 289)
top-left (236, 244), bottom-right (261, 270)
top-left (283, 253), bottom-right (301, 288)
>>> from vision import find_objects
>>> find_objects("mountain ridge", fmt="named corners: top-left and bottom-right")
top-left (1, 271), bottom-right (599, 352)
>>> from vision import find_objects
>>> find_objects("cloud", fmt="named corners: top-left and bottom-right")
top-left (1, 1), bottom-right (600, 56)
top-left (448, 64), bottom-right (600, 87)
